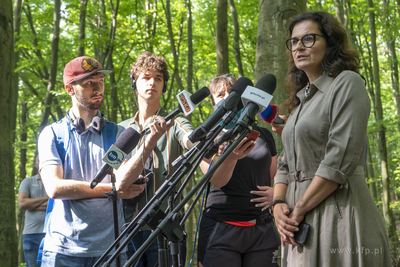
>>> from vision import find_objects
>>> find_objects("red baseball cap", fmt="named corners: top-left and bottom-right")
top-left (63, 56), bottom-right (112, 85)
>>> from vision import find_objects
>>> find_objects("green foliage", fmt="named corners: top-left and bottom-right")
top-left (12, 0), bottom-right (400, 263)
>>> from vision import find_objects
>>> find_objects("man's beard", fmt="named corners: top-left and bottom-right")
top-left (75, 92), bottom-right (104, 110)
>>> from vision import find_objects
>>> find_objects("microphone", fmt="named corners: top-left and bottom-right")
top-left (90, 127), bottom-right (141, 189)
top-left (142, 86), bottom-right (210, 135)
top-left (229, 74), bottom-right (277, 137)
top-left (188, 77), bottom-right (253, 143)
top-left (259, 104), bottom-right (285, 124)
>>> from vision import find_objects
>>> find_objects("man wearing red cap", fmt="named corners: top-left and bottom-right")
top-left (38, 56), bottom-right (172, 266)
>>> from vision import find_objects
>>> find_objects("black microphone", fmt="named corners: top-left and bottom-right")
top-left (229, 74), bottom-right (277, 137)
top-left (90, 127), bottom-right (141, 189)
top-left (188, 77), bottom-right (253, 143)
top-left (142, 87), bottom-right (210, 135)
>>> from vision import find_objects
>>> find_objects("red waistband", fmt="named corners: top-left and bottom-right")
top-left (223, 221), bottom-right (256, 227)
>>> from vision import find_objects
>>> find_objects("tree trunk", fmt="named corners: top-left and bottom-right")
top-left (108, 55), bottom-right (118, 122)
top-left (12, 0), bottom-right (22, 143)
top-left (0, 0), bottom-right (18, 266)
top-left (187, 0), bottom-right (193, 95)
top-left (77, 0), bottom-right (88, 57)
top-left (17, 102), bottom-right (28, 265)
top-left (38, 0), bottom-right (61, 132)
top-left (367, 0), bottom-right (398, 250)
top-left (13, 0), bottom-right (24, 262)
top-left (228, 0), bottom-right (243, 77)
top-left (216, 0), bottom-right (229, 74)
top-left (383, 0), bottom-right (400, 136)
top-left (184, 2), bottom-right (194, 265)
top-left (95, 0), bottom-right (107, 62)
top-left (333, 0), bottom-right (347, 28)
top-left (254, 0), bottom-right (305, 152)
top-left (106, 0), bottom-right (119, 122)
top-left (164, 0), bottom-right (185, 92)
top-left (366, 138), bottom-right (378, 203)
top-left (145, 0), bottom-right (158, 52)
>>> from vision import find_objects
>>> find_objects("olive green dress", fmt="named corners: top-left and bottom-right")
top-left (275, 71), bottom-right (391, 267)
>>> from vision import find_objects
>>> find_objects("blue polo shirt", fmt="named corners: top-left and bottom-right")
top-left (38, 116), bottom-right (125, 257)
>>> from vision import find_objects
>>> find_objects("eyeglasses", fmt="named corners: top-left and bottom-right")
top-left (286, 33), bottom-right (325, 52)
top-left (210, 73), bottom-right (235, 82)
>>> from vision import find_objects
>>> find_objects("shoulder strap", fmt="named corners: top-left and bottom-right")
top-left (103, 119), bottom-right (118, 151)
top-left (44, 116), bottom-right (71, 230)
top-left (38, 118), bottom-right (70, 263)
top-left (50, 117), bottom-right (71, 165)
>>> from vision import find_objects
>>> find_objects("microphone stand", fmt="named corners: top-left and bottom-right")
top-left (103, 169), bottom-right (121, 267)
top-left (94, 111), bottom-right (242, 267)
top-left (125, 123), bottom-right (254, 267)
top-left (93, 140), bottom-right (212, 267)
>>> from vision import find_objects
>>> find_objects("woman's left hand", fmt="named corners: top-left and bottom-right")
top-left (250, 185), bottom-right (274, 211)
top-left (285, 208), bottom-right (305, 246)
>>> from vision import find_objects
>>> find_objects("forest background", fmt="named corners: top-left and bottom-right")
top-left (1, 0), bottom-right (400, 266)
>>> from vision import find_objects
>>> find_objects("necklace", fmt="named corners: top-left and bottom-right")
top-left (305, 83), bottom-right (310, 98)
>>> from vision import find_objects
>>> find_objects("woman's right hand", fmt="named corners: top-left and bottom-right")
top-left (227, 137), bottom-right (255, 161)
top-left (271, 115), bottom-right (286, 137)
top-left (273, 202), bottom-right (300, 247)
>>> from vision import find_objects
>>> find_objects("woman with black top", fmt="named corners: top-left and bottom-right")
top-left (197, 74), bottom-right (280, 267)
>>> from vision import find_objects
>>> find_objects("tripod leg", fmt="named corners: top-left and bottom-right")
top-left (157, 235), bottom-right (169, 267)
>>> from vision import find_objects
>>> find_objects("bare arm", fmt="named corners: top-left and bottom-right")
top-left (249, 156), bottom-right (277, 211)
top-left (290, 175), bottom-right (339, 222)
top-left (41, 164), bottom-right (145, 200)
top-left (182, 133), bottom-right (195, 150)
top-left (18, 193), bottom-right (49, 211)
top-left (272, 183), bottom-right (298, 247)
top-left (116, 117), bottom-right (174, 191)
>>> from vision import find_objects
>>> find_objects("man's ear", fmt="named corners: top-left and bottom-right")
top-left (65, 84), bottom-right (74, 96)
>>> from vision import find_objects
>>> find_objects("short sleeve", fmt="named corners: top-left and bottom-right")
top-left (258, 127), bottom-right (277, 157)
top-left (315, 71), bottom-right (370, 185)
top-left (38, 125), bottom-right (63, 171)
top-left (174, 116), bottom-right (194, 145)
top-left (19, 178), bottom-right (30, 194)
top-left (274, 149), bottom-right (289, 185)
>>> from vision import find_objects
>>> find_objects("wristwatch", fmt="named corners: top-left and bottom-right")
top-left (268, 199), bottom-right (286, 215)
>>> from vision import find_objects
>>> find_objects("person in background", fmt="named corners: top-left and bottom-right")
top-left (271, 11), bottom-right (391, 266)
top-left (119, 51), bottom-right (194, 267)
top-left (18, 154), bottom-right (48, 267)
top-left (197, 74), bottom-right (280, 267)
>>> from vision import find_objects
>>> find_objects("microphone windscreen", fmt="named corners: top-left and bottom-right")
top-left (114, 127), bottom-right (141, 154)
top-left (255, 74), bottom-right (277, 95)
top-left (190, 86), bottom-right (210, 104)
top-left (231, 77), bottom-right (253, 110)
top-left (260, 104), bottom-right (279, 123)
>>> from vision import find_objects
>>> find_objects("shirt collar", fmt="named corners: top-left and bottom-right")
top-left (296, 72), bottom-right (333, 100)
top-left (130, 107), bottom-right (165, 129)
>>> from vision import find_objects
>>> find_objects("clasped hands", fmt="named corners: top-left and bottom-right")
top-left (273, 203), bottom-right (305, 247)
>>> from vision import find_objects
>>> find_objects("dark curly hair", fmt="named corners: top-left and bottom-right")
top-left (283, 11), bottom-right (362, 114)
top-left (130, 51), bottom-right (170, 82)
